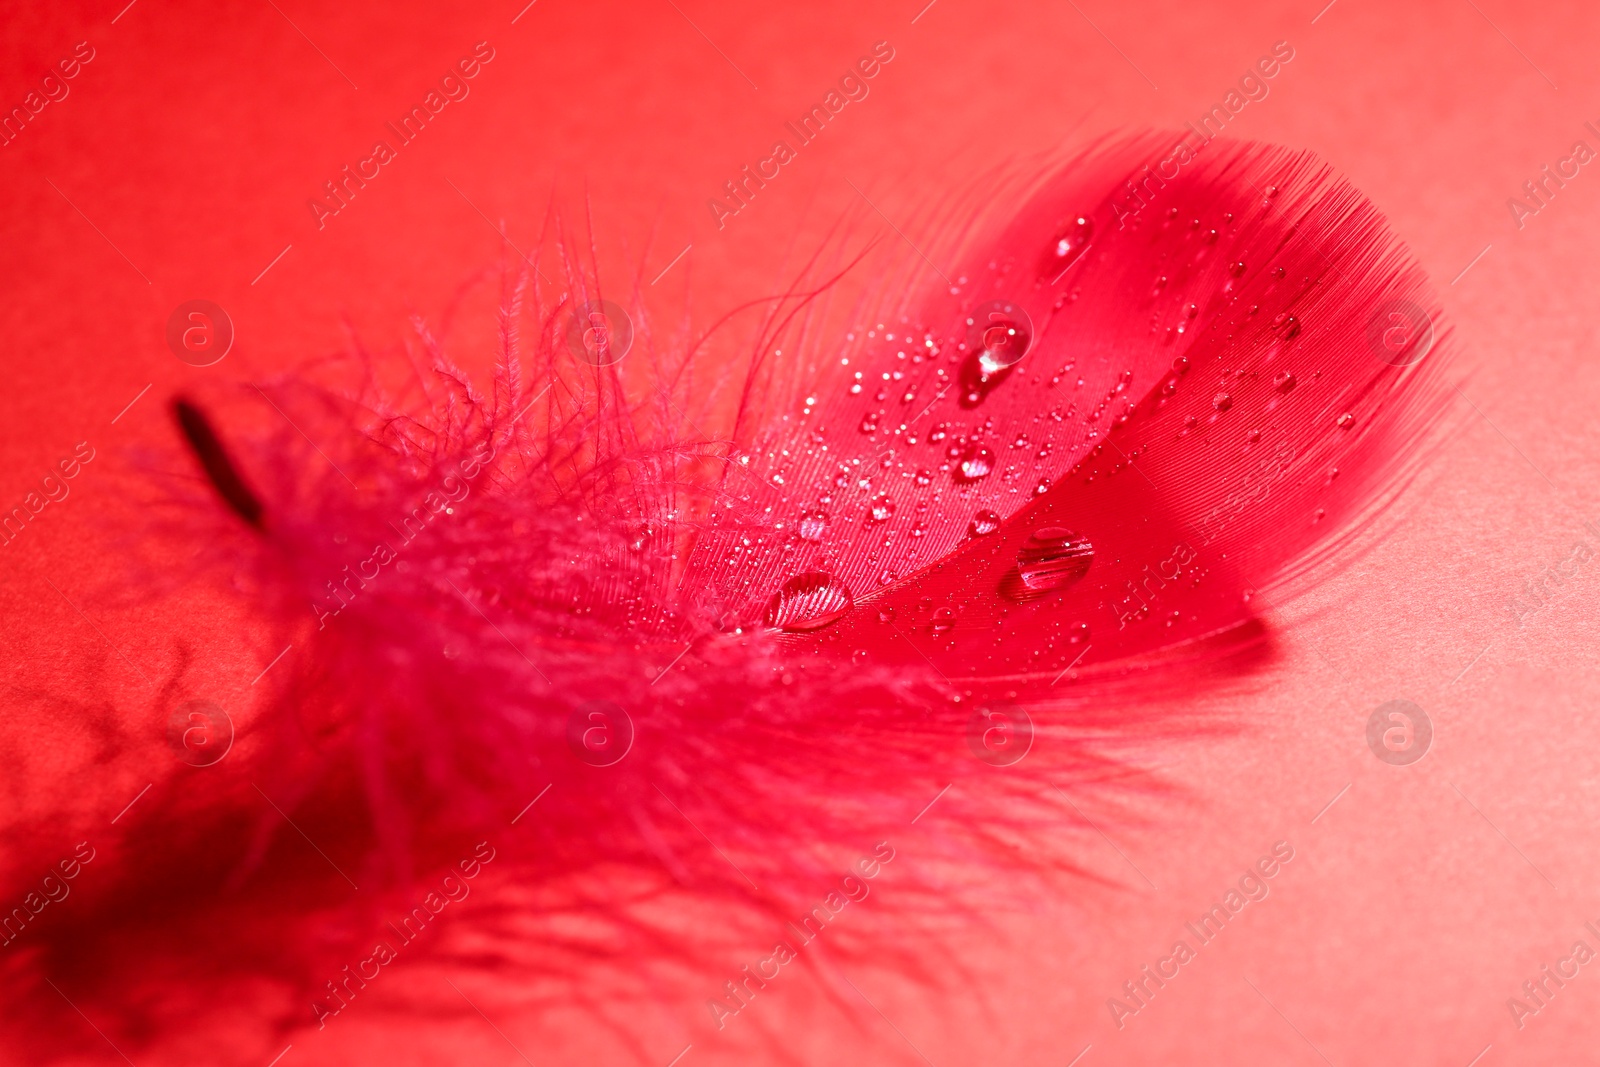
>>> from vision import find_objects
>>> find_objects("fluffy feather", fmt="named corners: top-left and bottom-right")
top-left (1, 134), bottom-right (1449, 1061)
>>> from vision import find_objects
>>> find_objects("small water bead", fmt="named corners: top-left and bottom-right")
top-left (1337, 412), bottom-right (1356, 429)
top-left (868, 496), bottom-right (896, 523)
top-left (1274, 372), bottom-right (1297, 392)
top-left (1045, 215), bottom-right (1093, 278)
top-left (970, 509), bottom-right (1002, 536)
top-left (1273, 313), bottom-right (1302, 340)
top-left (797, 512), bottom-right (829, 542)
top-left (1035, 477), bottom-right (1051, 495)
top-left (929, 607), bottom-right (957, 637)
top-left (860, 413), bottom-right (879, 433)
top-left (764, 572), bottom-right (854, 632)
top-left (914, 468), bottom-right (933, 487)
top-left (1213, 393), bottom-right (1233, 411)
top-left (1067, 621), bottom-right (1091, 644)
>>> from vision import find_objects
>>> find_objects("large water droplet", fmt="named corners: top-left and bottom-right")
top-left (798, 512), bottom-right (829, 542)
top-left (958, 300), bottom-right (1034, 407)
top-left (970, 509), bottom-right (1002, 536)
top-left (929, 607), bottom-right (957, 638)
top-left (956, 445), bottom-right (995, 483)
top-left (764, 572), bottom-right (853, 632)
top-left (1000, 527), bottom-right (1095, 601)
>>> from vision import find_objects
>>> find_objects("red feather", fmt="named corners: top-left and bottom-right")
top-left (2, 135), bottom-right (1448, 1061)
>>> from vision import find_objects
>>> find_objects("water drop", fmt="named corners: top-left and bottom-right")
top-left (970, 509), bottom-right (1002, 536)
top-left (1274, 372), bottom-right (1296, 392)
top-left (764, 572), bottom-right (854, 632)
top-left (860, 413), bottom-right (879, 433)
top-left (1045, 215), bottom-right (1093, 278)
top-left (959, 300), bottom-right (1034, 407)
top-left (1213, 393), bottom-right (1233, 411)
top-left (970, 301), bottom-right (1033, 372)
top-left (929, 607), bottom-right (957, 638)
top-left (1000, 527), bottom-right (1094, 601)
top-left (955, 444), bottom-right (995, 483)
top-left (868, 495), bottom-right (896, 523)
top-left (798, 512), bottom-right (829, 542)
top-left (914, 468), bottom-right (933, 486)
top-left (1336, 412), bottom-right (1355, 429)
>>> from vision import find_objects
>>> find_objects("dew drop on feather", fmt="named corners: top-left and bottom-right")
top-left (764, 572), bottom-right (854, 632)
